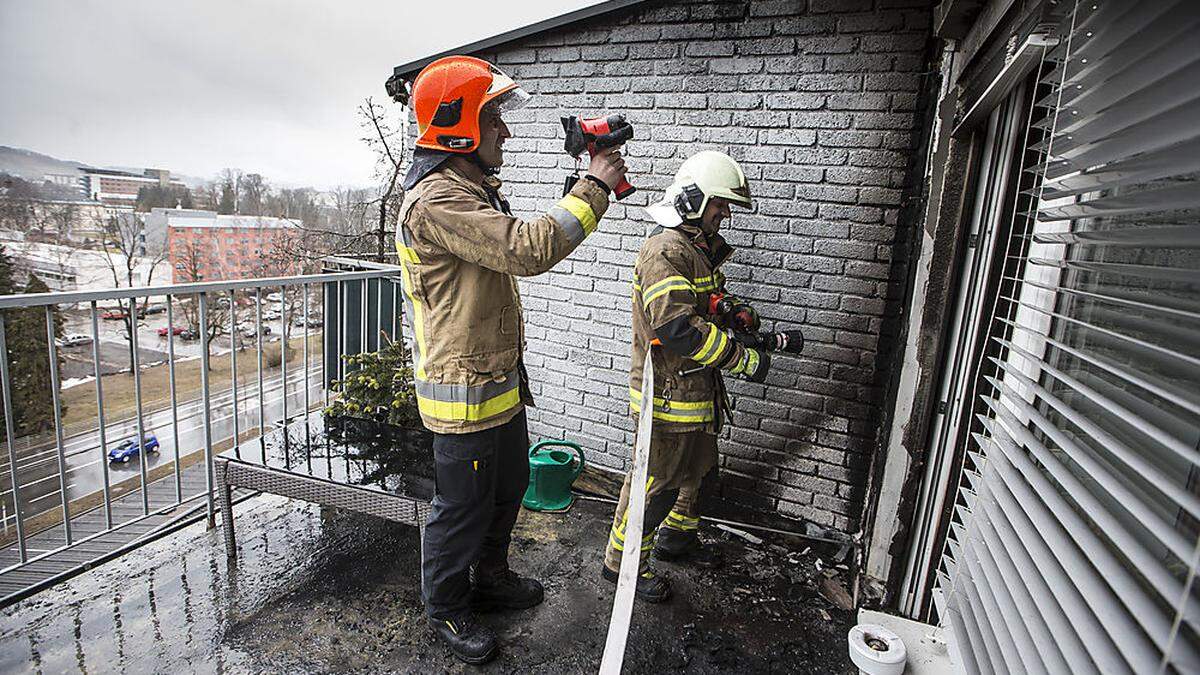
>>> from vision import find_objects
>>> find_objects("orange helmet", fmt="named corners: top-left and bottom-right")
top-left (411, 55), bottom-right (530, 153)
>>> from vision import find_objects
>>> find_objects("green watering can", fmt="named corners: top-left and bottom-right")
top-left (522, 440), bottom-right (586, 512)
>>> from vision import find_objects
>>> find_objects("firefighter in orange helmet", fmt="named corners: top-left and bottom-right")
top-left (396, 55), bottom-right (627, 665)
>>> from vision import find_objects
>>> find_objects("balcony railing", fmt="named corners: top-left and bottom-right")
top-left (0, 261), bottom-right (402, 603)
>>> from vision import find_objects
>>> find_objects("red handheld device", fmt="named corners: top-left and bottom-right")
top-left (562, 114), bottom-right (636, 200)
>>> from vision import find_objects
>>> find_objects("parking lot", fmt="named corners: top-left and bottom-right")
top-left (56, 298), bottom-right (322, 381)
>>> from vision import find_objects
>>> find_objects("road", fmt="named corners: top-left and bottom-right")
top-left (1, 363), bottom-right (328, 529)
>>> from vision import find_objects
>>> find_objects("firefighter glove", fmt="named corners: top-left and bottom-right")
top-left (731, 302), bottom-right (760, 332)
top-left (731, 347), bottom-right (770, 383)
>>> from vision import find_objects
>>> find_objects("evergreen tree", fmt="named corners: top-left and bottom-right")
top-left (5, 274), bottom-right (61, 435)
top-left (218, 181), bottom-right (236, 215)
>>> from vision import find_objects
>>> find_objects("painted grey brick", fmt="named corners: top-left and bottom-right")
top-left (443, 0), bottom-right (933, 536)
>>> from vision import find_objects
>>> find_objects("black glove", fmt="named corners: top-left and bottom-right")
top-left (730, 303), bottom-right (760, 332)
top-left (734, 348), bottom-right (771, 383)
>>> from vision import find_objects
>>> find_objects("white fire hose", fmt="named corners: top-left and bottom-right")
top-left (599, 353), bottom-right (655, 674)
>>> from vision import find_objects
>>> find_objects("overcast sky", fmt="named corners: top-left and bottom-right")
top-left (0, 0), bottom-right (601, 189)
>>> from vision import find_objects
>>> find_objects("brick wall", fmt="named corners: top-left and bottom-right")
top-left (410, 0), bottom-right (932, 535)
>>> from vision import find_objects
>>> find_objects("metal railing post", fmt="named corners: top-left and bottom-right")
top-left (303, 284), bottom-right (310, 422)
top-left (256, 289), bottom-right (264, 440)
top-left (90, 302), bottom-right (113, 528)
top-left (166, 297), bottom-right (181, 503)
top-left (230, 290), bottom-right (239, 457)
top-left (45, 306), bottom-right (71, 544)
top-left (280, 285), bottom-right (288, 427)
top-left (0, 314), bottom-right (27, 562)
top-left (199, 293), bottom-right (215, 527)
top-left (129, 298), bottom-right (149, 516)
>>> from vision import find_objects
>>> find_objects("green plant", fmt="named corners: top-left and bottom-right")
top-left (324, 337), bottom-right (420, 427)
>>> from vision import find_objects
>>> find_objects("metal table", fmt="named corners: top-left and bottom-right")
top-left (215, 417), bottom-right (435, 558)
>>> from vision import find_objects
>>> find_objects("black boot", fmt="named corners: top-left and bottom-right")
top-left (601, 564), bottom-right (672, 603)
top-left (471, 568), bottom-right (545, 612)
top-left (655, 527), bottom-right (723, 569)
top-left (429, 612), bottom-right (498, 665)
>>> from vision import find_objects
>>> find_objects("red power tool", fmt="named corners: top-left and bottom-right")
top-left (562, 114), bottom-right (636, 200)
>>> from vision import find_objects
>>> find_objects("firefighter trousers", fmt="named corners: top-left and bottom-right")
top-left (603, 427), bottom-right (718, 573)
top-left (422, 410), bottom-right (529, 619)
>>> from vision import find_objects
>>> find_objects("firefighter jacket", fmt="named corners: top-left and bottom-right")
top-left (397, 162), bottom-right (610, 434)
top-left (629, 221), bottom-right (755, 433)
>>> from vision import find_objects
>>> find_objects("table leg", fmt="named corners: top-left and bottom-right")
top-left (216, 464), bottom-right (236, 559)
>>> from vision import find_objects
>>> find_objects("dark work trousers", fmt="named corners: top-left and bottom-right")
top-left (422, 410), bottom-right (530, 619)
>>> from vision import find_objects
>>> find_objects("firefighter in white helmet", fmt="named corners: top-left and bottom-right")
top-left (602, 151), bottom-right (770, 602)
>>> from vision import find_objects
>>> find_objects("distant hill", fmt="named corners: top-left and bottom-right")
top-left (0, 146), bottom-right (94, 180)
top-left (0, 146), bottom-right (207, 189)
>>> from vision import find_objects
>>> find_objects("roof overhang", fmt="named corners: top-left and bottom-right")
top-left (386, 0), bottom-right (650, 102)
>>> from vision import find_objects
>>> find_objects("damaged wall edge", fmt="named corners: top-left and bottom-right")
top-left (859, 39), bottom-right (975, 610)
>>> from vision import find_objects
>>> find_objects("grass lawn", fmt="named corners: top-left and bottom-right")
top-left (60, 333), bottom-right (324, 429)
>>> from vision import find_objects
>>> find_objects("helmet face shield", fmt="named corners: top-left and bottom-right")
top-left (485, 64), bottom-right (531, 114)
top-left (491, 86), bottom-right (531, 114)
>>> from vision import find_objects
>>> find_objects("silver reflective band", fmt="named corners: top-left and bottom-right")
top-left (414, 368), bottom-right (520, 404)
top-left (548, 205), bottom-right (586, 246)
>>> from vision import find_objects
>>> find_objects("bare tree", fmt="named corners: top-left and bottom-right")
top-left (99, 213), bottom-right (168, 373)
top-left (358, 96), bottom-right (405, 260)
top-left (241, 173), bottom-right (267, 216)
top-left (174, 238), bottom-right (229, 364)
top-left (195, 181), bottom-right (222, 211)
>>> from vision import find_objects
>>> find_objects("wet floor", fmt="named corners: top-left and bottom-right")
top-left (0, 492), bottom-right (857, 673)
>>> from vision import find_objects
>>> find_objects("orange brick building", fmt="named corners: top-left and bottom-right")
top-left (166, 212), bottom-right (300, 282)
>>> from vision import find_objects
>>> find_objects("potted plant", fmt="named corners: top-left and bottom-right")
top-left (324, 338), bottom-right (421, 441)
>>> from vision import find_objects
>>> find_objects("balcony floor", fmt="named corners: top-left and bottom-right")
top-left (0, 492), bottom-right (856, 673)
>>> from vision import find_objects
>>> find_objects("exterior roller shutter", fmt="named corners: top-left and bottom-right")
top-left (939, 0), bottom-right (1200, 672)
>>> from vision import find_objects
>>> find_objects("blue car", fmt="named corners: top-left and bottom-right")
top-left (108, 434), bottom-right (160, 463)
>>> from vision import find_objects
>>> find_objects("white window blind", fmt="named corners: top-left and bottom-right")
top-left (939, 0), bottom-right (1200, 673)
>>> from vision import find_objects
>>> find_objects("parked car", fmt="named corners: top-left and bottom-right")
top-left (55, 333), bottom-right (91, 348)
top-left (108, 434), bottom-right (159, 464)
top-left (265, 292), bottom-right (283, 303)
top-left (238, 324), bottom-right (272, 338)
top-left (262, 310), bottom-right (282, 321)
top-left (179, 329), bottom-right (199, 340)
top-left (157, 326), bottom-right (187, 337)
top-left (141, 304), bottom-right (166, 315)
top-left (293, 316), bottom-right (323, 328)
top-left (101, 310), bottom-right (129, 321)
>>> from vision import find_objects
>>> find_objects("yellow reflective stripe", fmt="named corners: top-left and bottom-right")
top-left (742, 349), bottom-right (759, 375)
top-left (690, 324), bottom-right (728, 366)
top-left (642, 284), bottom-right (694, 308)
top-left (558, 194), bottom-right (598, 236)
top-left (688, 323), bottom-right (719, 362)
top-left (666, 511), bottom-right (700, 531)
top-left (629, 401), bottom-right (715, 423)
top-left (693, 274), bottom-right (718, 292)
top-left (629, 388), bottom-right (713, 410)
top-left (396, 243), bottom-right (420, 264)
top-left (398, 261), bottom-right (428, 380)
top-left (641, 275), bottom-right (695, 307)
top-left (416, 386), bottom-right (521, 423)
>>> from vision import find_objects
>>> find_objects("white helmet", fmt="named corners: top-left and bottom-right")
top-left (645, 150), bottom-right (753, 228)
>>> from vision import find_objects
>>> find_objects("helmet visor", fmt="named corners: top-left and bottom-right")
top-left (486, 65), bottom-right (531, 113)
top-left (491, 86), bottom-right (531, 113)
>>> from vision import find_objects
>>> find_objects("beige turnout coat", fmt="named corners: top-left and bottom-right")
top-left (397, 163), bottom-right (609, 434)
top-left (629, 222), bottom-right (752, 434)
